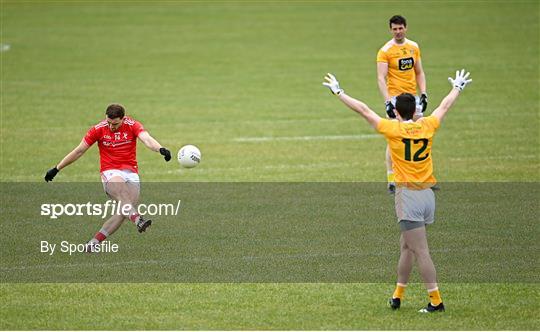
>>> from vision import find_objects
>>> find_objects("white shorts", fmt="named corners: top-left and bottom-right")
top-left (101, 169), bottom-right (140, 184)
top-left (100, 169), bottom-right (140, 195)
top-left (394, 186), bottom-right (435, 225)
top-left (390, 95), bottom-right (424, 118)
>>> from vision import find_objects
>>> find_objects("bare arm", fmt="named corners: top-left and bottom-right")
top-left (337, 92), bottom-right (382, 130)
top-left (377, 62), bottom-right (390, 102)
top-left (431, 69), bottom-right (473, 123)
top-left (138, 131), bottom-right (163, 152)
top-left (138, 131), bottom-right (172, 162)
top-left (323, 73), bottom-right (382, 129)
top-left (56, 139), bottom-right (90, 170)
top-left (430, 88), bottom-right (461, 123)
top-left (415, 58), bottom-right (427, 95)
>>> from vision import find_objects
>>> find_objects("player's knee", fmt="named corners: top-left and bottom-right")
top-left (400, 240), bottom-right (409, 251)
top-left (401, 235), bottom-right (428, 256)
top-left (409, 246), bottom-right (430, 259)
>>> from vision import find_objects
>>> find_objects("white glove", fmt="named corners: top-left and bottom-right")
top-left (448, 69), bottom-right (472, 91)
top-left (322, 73), bottom-right (344, 95)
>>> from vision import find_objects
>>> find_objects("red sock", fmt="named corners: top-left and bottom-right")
top-left (93, 228), bottom-right (109, 243)
top-left (129, 213), bottom-right (140, 223)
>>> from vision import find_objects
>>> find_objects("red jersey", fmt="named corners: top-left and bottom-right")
top-left (83, 117), bottom-right (146, 173)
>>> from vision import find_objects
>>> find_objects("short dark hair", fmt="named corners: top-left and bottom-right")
top-left (395, 93), bottom-right (416, 120)
top-left (105, 103), bottom-right (125, 119)
top-left (389, 15), bottom-right (407, 28)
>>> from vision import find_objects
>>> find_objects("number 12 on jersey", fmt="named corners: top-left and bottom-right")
top-left (402, 138), bottom-right (429, 162)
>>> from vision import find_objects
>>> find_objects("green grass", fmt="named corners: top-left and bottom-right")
top-left (1, 0), bottom-right (539, 330)
top-left (1, 283), bottom-right (539, 330)
top-left (1, 1), bottom-right (538, 182)
top-left (1, 182), bottom-right (538, 284)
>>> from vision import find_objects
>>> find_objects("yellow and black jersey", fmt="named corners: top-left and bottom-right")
top-left (377, 38), bottom-right (421, 97)
top-left (377, 116), bottom-right (439, 189)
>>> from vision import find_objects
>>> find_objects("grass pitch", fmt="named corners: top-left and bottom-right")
top-left (2, 283), bottom-right (538, 330)
top-left (1, 0), bottom-right (539, 330)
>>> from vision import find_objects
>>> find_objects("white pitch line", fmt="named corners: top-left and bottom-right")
top-left (449, 154), bottom-right (538, 161)
top-left (0, 250), bottom-right (388, 272)
top-left (161, 160), bottom-right (374, 174)
top-left (233, 134), bottom-right (379, 142)
top-left (0, 246), bottom-right (519, 273)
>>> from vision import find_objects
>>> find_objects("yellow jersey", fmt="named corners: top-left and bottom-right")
top-left (377, 116), bottom-right (439, 189)
top-left (377, 38), bottom-right (421, 97)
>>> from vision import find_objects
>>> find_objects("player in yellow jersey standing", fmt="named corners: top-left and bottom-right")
top-left (377, 15), bottom-right (428, 193)
top-left (323, 69), bottom-right (472, 312)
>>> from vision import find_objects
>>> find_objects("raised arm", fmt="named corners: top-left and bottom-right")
top-left (57, 140), bottom-right (90, 170)
top-left (44, 139), bottom-right (91, 181)
top-left (138, 131), bottom-right (172, 162)
top-left (323, 73), bottom-right (382, 129)
top-left (431, 69), bottom-right (472, 123)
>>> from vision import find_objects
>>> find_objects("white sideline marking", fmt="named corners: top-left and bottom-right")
top-left (233, 134), bottom-right (379, 142)
top-left (450, 154), bottom-right (537, 161)
top-left (0, 260), bottom-right (161, 271)
top-left (161, 160), bottom-right (374, 174)
top-left (0, 246), bottom-right (517, 272)
top-left (0, 251), bottom-right (386, 272)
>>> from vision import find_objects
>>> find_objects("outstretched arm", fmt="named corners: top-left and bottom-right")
top-left (337, 92), bottom-right (382, 129)
top-left (138, 131), bottom-right (162, 152)
top-left (138, 131), bottom-right (171, 161)
top-left (57, 140), bottom-right (90, 170)
top-left (44, 139), bottom-right (90, 181)
top-left (323, 73), bottom-right (382, 129)
top-left (431, 69), bottom-right (472, 123)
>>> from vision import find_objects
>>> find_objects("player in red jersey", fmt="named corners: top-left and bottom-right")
top-left (44, 104), bottom-right (172, 251)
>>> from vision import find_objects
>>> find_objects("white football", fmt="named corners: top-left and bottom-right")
top-left (178, 145), bottom-right (201, 168)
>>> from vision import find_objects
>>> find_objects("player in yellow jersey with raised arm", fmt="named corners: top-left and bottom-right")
top-left (323, 69), bottom-right (472, 313)
top-left (377, 15), bottom-right (428, 193)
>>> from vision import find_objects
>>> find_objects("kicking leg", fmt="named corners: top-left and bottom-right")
top-left (86, 213), bottom-right (125, 250)
top-left (100, 213), bottom-right (126, 236)
top-left (105, 176), bottom-right (150, 233)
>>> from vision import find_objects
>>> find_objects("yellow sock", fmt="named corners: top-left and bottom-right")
top-left (387, 172), bottom-right (395, 184)
top-left (392, 283), bottom-right (406, 299)
top-left (428, 288), bottom-right (442, 306)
